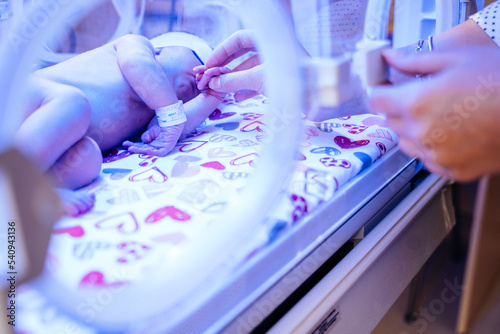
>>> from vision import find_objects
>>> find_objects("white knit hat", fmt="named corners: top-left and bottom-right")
top-left (150, 32), bottom-right (213, 64)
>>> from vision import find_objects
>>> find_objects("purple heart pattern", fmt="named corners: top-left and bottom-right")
top-left (320, 157), bottom-right (351, 168)
top-left (334, 136), bottom-right (370, 149)
top-left (209, 109), bottom-right (237, 121)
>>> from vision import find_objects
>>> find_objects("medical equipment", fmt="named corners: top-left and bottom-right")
top-left (0, 0), bottom-right (462, 333)
top-left (0, 1), bottom-right (12, 20)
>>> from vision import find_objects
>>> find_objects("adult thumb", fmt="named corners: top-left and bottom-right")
top-left (209, 65), bottom-right (264, 94)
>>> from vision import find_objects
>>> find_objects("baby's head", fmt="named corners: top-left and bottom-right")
top-left (151, 32), bottom-right (212, 103)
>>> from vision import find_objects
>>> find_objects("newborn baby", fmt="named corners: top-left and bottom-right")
top-left (15, 32), bottom-right (224, 216)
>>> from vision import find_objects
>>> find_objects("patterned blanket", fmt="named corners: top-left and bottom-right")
top-left (17, 94), bottom-right (397, 333)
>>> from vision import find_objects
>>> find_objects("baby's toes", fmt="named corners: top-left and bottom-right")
top-left (57, 189), bottom-right (95, 217)
top-left (80, 192), bottom-right (95, 211)
top-left (75, 191), bottom-right (95, 215)
top-left (63, 202), bottom-right (80, 217)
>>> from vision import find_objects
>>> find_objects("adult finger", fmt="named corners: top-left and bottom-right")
top-left (369, 82), bottom-right (419, 118)
top-left (384, 115), bottom-right (404, 134)
top-left (232, 54), bottom-right (261, 72)
top-left (234, 90), bottom-right (259, 102)
top-left (209, 65), bottom-right (264, 94)
top-left (423, 160), bottom-right (452, 178)
top-left (398, 137), bottom-right (425, 159)
top-left (383, 48), bottom-right (456, 76)
top-left (206, 30), bottom-right (256, 68)
top-left (197, 67), bottom-right (232, 90)
top-left (399, 136), bottom-right (451, 177)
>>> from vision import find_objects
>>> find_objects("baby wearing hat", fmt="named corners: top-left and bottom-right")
top-left (15, 33), bottom-right (226, 216)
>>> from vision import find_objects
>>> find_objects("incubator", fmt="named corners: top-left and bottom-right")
top-left (0, 0), bottom-right (470, 333)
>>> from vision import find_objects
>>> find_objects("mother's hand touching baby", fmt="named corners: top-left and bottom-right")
top-left (194, 29), bottom-right (265, 101)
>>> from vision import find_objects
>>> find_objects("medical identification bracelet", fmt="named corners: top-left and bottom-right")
top-left (155, 101), bottom-right (187, 127)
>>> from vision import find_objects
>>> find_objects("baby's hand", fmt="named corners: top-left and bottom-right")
top-left (195, 66), bottom-right (232, 91)
top-left (123, 123), bottom-right (183, 157)
top-left (193, 64), bottom-right (207, 74)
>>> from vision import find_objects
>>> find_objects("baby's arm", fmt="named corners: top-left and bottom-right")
top-left (180, 90), bottom-right (226, 139)
top-left (114, 34), bottom-right (183, 156)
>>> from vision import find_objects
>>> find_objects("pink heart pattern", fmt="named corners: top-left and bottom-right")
top-left (201, 161), bottom-right (226, 170)
top-left (362, 116), bottom-right (387, 127)
top-left (334, 136), bottom-right (370, 149)
top-left (230, 153), bottom-right (260, 167)
top-left (342, 124), bottom-right (368, 134)
top-left (240, 121), bottom-right (264, 133)
top-left (241, 112), bottom-right (263, 120)
top-left (116, 241), bottom-right (151, 263)
top-left (129, 167), bottom-right (168, 183)
top-left (138, 154), bottom-right (158, 167)
top-left (207, 147), bottom-right (237, 158)
top-left (80, 271), bottom-right (127, 288)
top-left (145, 206), bottom-right (191, 223)
top-left (291, 194), bottom-right (308, 222)
top-left (176, 140), bottom-right (208, 153)
top-left (53, 226), bottom-right (85, 238)
top-left (376, 142), bottom-right (387, 156)
top-left (95, 213), bottom-right (139, 234)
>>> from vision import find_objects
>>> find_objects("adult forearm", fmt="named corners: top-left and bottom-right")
top-left (389, 19), bottom-right (497, 84)
top-left (404, 19), bottom-right (497, 55)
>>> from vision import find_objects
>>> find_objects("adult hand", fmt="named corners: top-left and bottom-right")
top-left (369, 46), bottom-right (500, 182)
top-left (195, 29), bottom-right (265, 101)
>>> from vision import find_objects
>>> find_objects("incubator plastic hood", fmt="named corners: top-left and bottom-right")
top-left (0, 1), bottom-right (398, 333)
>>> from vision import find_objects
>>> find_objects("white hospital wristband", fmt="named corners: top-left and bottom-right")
top-left (155, 101), bottom-right (187, 127)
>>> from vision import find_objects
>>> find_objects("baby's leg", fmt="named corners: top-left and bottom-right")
top-left (16, 79), bottom-right (101, 215)
top-left (47, 137), bottom-right (102, 217)
top-left (15, 80), bottom-right (93, 172)
top-left (47, 136), bottom-right (102, 189)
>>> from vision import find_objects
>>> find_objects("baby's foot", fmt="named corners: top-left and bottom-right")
top-left (56, 189), bottom-right (95, 217)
